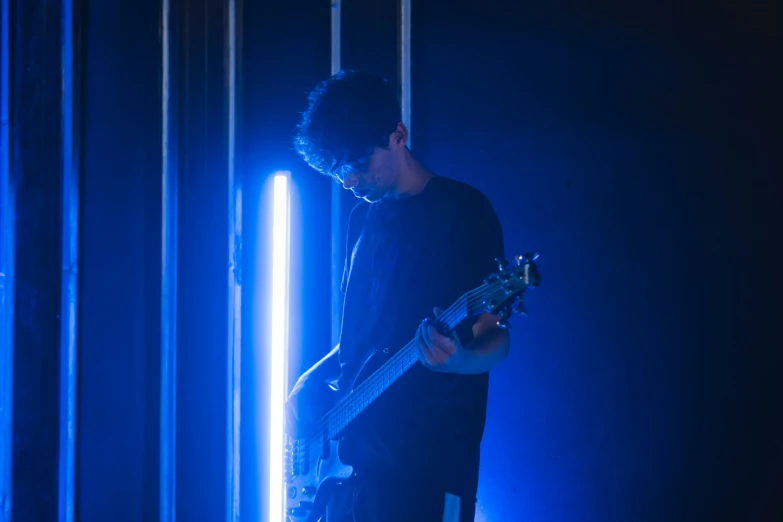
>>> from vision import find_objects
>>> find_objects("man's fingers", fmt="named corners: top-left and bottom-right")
top-left (416, 322), bottom-right (435, 365)
top-left (430, 343), bottom-right (451, 364)
top-left (418, 316), bottom-right (458, 368)
top-left (424, 319), bottom-right (448, 362)
top-left (430, 329), bottom-right (456, 356)
top-left (422, 318), bottom-right (433, 346)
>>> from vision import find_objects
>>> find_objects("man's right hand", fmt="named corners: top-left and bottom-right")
top-left (285, 377), bottom-right (337, 439)
top-left (285, 344), bottom-right (342, 439)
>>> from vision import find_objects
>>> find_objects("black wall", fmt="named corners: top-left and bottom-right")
top-left (175, 0), bottom-right (231, 518)
top-left (78, 1), bottom-right (161, 520)
top-left (411, 1), bottom-right (782, 521)
top-left (7, 2), bottom-right (63, 520)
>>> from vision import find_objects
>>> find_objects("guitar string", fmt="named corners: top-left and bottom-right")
top-left (294, 280), bottom-right (507, 460)
top-left (308, 283), bottom-right (488, 442)
top-left (307, 282), bottom-right (498, 448)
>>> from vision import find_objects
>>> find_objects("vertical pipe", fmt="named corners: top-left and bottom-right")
top-left (160, 0), bottom-right (178, 522)
top-left (160, 0), bottom-right (178, 520)
top-left (0, 0), bottom-right (14, 518)
top-left (226, 0), bottom-right (241, 521)
top-left (330, 1), bottom-right (342, 348)
top-left (58, 0), bottom-right (79, 520)
top-left (400, 0), bottom-right (411, 150)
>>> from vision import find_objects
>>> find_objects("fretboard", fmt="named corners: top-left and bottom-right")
top-left (300, 255), bottom-right (538, 451)
top-left (315, 294), bottom-right (470, 443)
top-left (324, 340), bottom-right (418, 440)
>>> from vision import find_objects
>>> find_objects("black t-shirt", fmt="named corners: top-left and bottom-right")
top-left (337, 175), bottom-right (505, 498)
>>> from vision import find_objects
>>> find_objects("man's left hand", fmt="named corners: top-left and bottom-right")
top-left (415, 307), bottom-right (464, 372)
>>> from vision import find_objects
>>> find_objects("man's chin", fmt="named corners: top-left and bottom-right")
top-left (357, 189), bottom-right (386, 202)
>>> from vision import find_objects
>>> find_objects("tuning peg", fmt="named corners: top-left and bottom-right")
top-left (495, 257), bottom-right (508, 271)
top-left (515, 252), bottom-right (539, 265)
top-left (495, 307), bottom-right (512, 329)
top-left (514, 299), bottom-right (529, 317)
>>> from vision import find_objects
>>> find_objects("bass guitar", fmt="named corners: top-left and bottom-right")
top-left (284, 253), bottom-right (540, 521)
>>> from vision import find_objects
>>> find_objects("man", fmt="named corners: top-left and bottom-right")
top-left (287, 70), bottom-right (510, 522)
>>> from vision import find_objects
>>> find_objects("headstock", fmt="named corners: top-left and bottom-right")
top-left (474, 252), bottom-right (540, 328)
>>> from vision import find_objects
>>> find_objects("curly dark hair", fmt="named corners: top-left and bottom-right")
top-left (293, 70), bottom-right (401, 179)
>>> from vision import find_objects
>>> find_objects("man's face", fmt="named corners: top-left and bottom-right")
top-left (337, 146), bottom-right (399, 202)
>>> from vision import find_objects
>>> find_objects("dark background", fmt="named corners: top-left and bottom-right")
top-left (3, 0), bottom-right (781, 521)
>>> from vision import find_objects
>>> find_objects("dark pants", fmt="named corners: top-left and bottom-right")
top-left (326, 475), bottom-right (476, 522)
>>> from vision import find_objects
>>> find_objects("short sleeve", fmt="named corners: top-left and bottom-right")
top-left (451, 190), bottom-right (505, 345)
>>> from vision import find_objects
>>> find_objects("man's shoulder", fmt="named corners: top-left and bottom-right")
top-left (431, 176), bottom-right (496, 212)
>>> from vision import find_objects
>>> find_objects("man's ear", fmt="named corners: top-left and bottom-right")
top-left (390, 122), bottom-right (408, 149)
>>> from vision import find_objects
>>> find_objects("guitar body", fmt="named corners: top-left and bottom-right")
top-left (284, 437), bottom-right (353, 522)
top-left (285, 349), bottom-right (383, 522)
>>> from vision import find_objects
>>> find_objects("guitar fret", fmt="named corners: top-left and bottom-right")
top-left (321, 294), bottom-right (477, 442)
top-left (327, 342), bottom-right (418, 440)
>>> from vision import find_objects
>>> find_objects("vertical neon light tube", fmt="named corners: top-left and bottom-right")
top-left (269, 171), bottom-right (290, 522)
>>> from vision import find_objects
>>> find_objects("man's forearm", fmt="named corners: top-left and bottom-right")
top-left (288, 343), bottom-right (340, 397)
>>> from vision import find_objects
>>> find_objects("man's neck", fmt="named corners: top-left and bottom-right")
top-left (387, 150), bottom-right (433, 199)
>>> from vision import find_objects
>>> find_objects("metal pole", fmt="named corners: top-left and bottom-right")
top-left (58, 0), bottom-right (79, 520)
top-left (226, 0), bottom-right (241, 520)
top-left (400, 0), bottom-right (411, 150)
top-left (0, 0), bottom-right (14, 517)
top-left (330, 1), bottom-right (342, 349)
top-left (160, 0), bottom-right (178, 520)
top-left (330, 2), bottom-right (341, 76)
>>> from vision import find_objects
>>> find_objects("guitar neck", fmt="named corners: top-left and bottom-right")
top-left (322, 339), bottom-right (420, 441)
top-left (314, 293), bottom-right (474, 443)
top-left (302, 253), bottom-right (539, 450)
